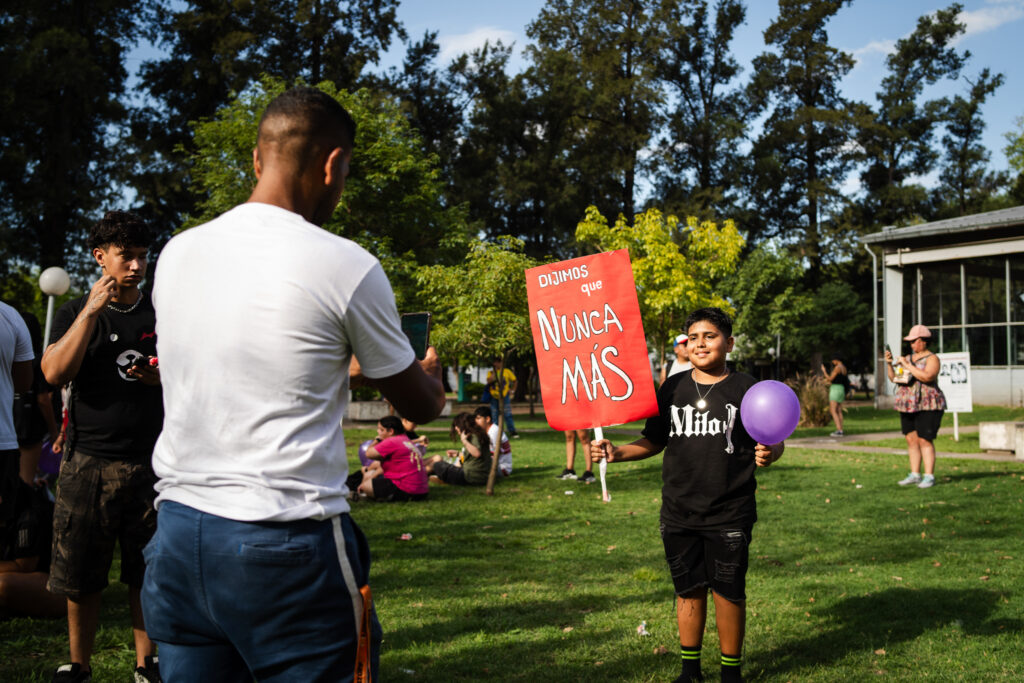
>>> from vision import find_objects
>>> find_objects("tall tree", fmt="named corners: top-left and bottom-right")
top-left (746, 0), bottom-right (858, 283)
top-left (0, 0), bottom-right (147, 276)
top-left (526, 0), bottom-right (667, 219)
top-left (185, 77), bottom-right (470, 308)
top-left (933, 68), bottom-right (1006, 217)
top-left (447, 41), bottom-right (589, 259)
top-left (856, 3), bottom-right (967, 227)
top-left (382, 31), bottom-right (463, 179)
top-left (655, 0), bottom-right (750, 219)
top-left (131, 0), bottom-right (405, 237)
top-left (1004, 114), bottom-right (1024, 202)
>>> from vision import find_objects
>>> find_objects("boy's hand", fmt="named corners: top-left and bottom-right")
top-left (590, 438), bottom-right (615, 463)
top-left (755, 442), bottom-right (783, 467)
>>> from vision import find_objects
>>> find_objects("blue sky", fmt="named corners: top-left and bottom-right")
top-left (379, 0), bottom-right (1023, 180)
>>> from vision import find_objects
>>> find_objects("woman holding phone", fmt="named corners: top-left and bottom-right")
top-left (884, 325), bottom-right (946, 489)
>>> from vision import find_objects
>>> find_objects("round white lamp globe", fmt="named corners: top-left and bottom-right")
top-left (40, 267), bottom-right (71, 297)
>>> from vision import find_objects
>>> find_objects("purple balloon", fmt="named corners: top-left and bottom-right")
top-left (740, 380), bottom-right (800, 445)
top-left (358, 439), bottom-right (375, 467)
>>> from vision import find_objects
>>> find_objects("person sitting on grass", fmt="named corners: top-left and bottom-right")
top-left (590, 307), bottom-right (784, 683)
top-left (353, 416), bottom-right (428, 502)
top-left (424, 412), bottom-right (492, 486)
top-left (473, 406), bottom-right (512, 476)
top-left (0, 478), bottom-right (67, 618)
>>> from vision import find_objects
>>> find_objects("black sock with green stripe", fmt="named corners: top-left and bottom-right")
top-left (679, 645), bottom-right (702, 679)
top-left (721, 652), bottom-right (742, 682)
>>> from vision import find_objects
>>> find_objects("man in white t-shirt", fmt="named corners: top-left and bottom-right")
top-left (0, 302), bottom-right (33, 522)
top-left (659, 333), bottom-right (692, 385)
top-left (141, 87), bottom-right (445, 683)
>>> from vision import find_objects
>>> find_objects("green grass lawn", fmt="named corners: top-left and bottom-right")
top-left (845, 434), bottom-right (984, 454)
top-left (790, 404), bottom-right (1023, 439)
top-left (3, 417), bottom-right (1022, 681)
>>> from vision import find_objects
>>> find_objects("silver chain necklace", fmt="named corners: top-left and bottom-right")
top-left (107, 290), bottom-right (144, 314)
top-left (692, 367), bottom-right (728, 410)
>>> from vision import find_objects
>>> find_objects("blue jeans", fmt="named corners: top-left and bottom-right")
top-left (141, 501), bottom-right (380, 682)
top-left (490, 395), bottom-right (516, 434)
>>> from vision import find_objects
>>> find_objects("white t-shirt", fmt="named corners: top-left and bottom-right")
top-left (0, 302), bottom-right (34, 450)
top-left (152, 203), bottom-right (415, 522)
top-left (486, 423), bottom-right (512, 474)
top-left (668, 359), bottom-right (692, 378)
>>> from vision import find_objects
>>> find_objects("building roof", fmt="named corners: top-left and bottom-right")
top-left (861, 205), bottom-right (1024, 249)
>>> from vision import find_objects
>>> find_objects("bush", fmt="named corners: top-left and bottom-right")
top-left (351, 385), bottom-right (380, 402)
top-left (463, 382), bottom-right (485, 402)
top-left (787, 372), bottom-right (831, 427)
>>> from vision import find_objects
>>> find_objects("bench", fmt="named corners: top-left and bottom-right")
top-left (978, 422), bottom-right (1024, 460)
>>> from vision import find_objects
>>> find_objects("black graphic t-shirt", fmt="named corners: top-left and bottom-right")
top-left (642, 369), bottom-right (758, 530)
top-left (51, 294), bottom-right (163, 460)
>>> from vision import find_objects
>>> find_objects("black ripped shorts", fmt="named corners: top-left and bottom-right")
top-left (660, 524), bottom-right (752, 603)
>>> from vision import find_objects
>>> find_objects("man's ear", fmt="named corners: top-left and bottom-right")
top-left (324, 147), bottom-right (350, 187)
top-left (726, 336), bottom-right (735, 352)
top-left (93, 247), bottom-right (107, 271)
top-left (252, 147), bottom-right (262, 179)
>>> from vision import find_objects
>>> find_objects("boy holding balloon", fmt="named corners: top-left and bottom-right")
top-left (591, 307), bottom-right (787, 683)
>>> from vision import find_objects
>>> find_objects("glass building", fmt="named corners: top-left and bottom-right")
top-left (862, 205), bottom-right (1024, 407)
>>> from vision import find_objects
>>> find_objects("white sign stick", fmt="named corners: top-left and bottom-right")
top-left (595, 426), bottom-right (610, 502)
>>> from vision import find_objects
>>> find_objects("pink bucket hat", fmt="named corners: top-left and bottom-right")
top-left (903, 324), bottom-right (932, 341)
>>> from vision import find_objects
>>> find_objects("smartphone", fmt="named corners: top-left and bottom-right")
top-left (400, 312), bottom-right (431, 360)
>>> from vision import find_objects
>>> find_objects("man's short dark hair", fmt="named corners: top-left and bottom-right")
top-left (473, 406), bottom-right (493, 421)
top-left (88, 211), bottom-right (151, 252)
top-left (257, 87), bottom-right (356, 165)
top-left (685, 307), bottom-right (733, 338)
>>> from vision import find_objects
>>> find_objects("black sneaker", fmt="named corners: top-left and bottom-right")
top-left (52, 664), bottom-right (91, 683)
top-left (134, 655), bottom-right (162, 683)
top-left (557, 468), bottom-right (578, 480)
top-left (579, 471), bottom-right (596, 484)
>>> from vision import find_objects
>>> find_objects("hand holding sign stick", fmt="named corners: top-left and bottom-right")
top-left (594, 426), bottom-right (610, 502)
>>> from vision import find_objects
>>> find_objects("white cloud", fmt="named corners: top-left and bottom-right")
top-left (956, 2), bottom-right (1024, 42)
top-left (852, 39), bottom-right (896, 60)
top-left (438, 27), bottom-right (520, 63)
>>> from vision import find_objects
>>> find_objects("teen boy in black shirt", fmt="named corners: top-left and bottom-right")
top-left (41, 211), bottom-right (163, 683)
top-left (591, 307), bottom-right (784, 683)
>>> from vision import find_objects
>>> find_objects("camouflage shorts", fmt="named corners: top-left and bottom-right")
top-left (47, 450), bottom-right (157, 598)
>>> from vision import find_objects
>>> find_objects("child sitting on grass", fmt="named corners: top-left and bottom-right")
top-left (424, 412), bottom-right (492, 486)
top-left (591, 307), bottom-right (784, 683)
top-left (473, 406), bottom-right (512, 476)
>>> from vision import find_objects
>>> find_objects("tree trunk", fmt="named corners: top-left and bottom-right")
top-left (485, 350), bottom-right (509, 495)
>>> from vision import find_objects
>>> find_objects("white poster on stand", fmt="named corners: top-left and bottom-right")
top-left (937, 352), bottom-right (972, 413)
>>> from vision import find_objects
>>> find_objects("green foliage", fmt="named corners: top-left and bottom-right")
top-left (416, 237), bottom-right (540, 367)
top-left (746, 0), bottom-right (859, 280)
top-left (856, 3), bottom-right (967, 228)
top-left (1006, 115), bottom-right (1024, 174)
top-left (131, 0), bottom-right (406, 235)
top-left (526, 0), bottom-right (667, 219)
top-left (934, 68), bottom-right (1007, 217)
top-left (722, 243), bottom-right (812, 359)
top-left (186, 76), bottom-right (470, 308)
top-left (0, 0), bottom-right (144, 273)
top-left (655, 0), bottom-right (749, 219)
top-left (575, 205), bottom-right (743, 356)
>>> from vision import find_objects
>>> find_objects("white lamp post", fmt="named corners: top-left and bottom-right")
top-left (40, 267), bottom-right (71, 349)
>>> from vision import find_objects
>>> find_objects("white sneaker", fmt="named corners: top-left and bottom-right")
top-left (898, 473), bottom-right (922, 486)
top-left (917, 475), bottom-right (935, 489)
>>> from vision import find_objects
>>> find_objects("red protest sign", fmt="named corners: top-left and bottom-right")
top-left (525, 249), bottom-right (658, 430)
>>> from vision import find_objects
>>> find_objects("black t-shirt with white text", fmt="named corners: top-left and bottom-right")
top-left (642, 369), bottom-right (758, 530)
top-left (50, 294), bottom-right (163, 460)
